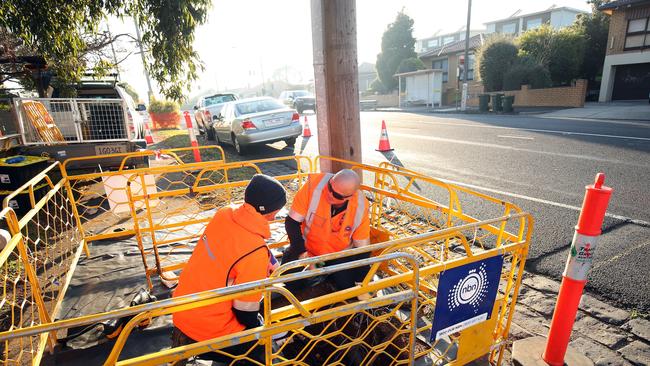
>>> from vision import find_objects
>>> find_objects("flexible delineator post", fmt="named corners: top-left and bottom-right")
top-left (183, 111), bottom-right (202, 163)
top-left (542, 173), bottom-right (613, 365)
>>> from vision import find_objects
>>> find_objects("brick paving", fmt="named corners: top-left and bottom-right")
top-left (509, 273), bottom-right (650, 365)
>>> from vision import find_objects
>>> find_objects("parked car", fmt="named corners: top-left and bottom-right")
top-left (193, 93), bottom-right (238, 139)
top-left (210, 97), bottom-right (302, 155)
top-left (279, 90), bottom-right (315, 113)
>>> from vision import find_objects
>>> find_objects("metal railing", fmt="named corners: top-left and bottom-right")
top-left (0, 162), bottom-right (85, 365)
top-left (0, 155), bottom-right (533, 365)
top-left (14, 98), bottom-right (132, 145)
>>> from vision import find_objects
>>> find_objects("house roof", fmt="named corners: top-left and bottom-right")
top-left (418, 34), bottom-right (484, 59)
top-left (483, 6), bottom-right (588, 25)
top-left (394, 69), bottom-right (444, 78)
top-left (598, 0), bottom-right (650, 10)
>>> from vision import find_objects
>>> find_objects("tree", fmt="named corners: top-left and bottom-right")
top-left (375, 11), bottom-right (417, 91)
top-left (396, 57), bottom-right (425, 74)
top-left (518, 25), bottom-right (586, 85)
top-left (0, 0), bottom-right (210, 101)
top-left (572, 0), bottom-right (610, 83)
top-left (475, 36), bottom-right (518, 92)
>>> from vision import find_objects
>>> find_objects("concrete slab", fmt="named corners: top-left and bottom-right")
top-left (512, 336), bottom-right (593, 366)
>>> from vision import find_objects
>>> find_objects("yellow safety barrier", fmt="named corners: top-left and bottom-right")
top-left (0, 162), bottom-right (85, 365)
top-left (125, 155), bottom-right (312, 288)
top-left (0, 155), bottom-right (532, 365)
top-left (60, 146), bottom-right (226, 245)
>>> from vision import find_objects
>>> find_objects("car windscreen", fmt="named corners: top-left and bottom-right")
top-left (205, 94), bottom-right (236, 106)
top-left (293, 91), bottom-right (311, 97)
top-left (235, 99), bottom-right (285, 115)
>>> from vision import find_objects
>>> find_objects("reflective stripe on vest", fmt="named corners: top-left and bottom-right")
top-left (303, 174), bottom-right (366, 244)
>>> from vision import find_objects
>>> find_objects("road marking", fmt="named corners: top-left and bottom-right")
top-left (438, 177), bottom-right (650, 227)
top-left (392, 120), bottom-right (650, 141)
top-left (389, 132), bottom-right (649, 167)
top-left (497, 135), bottom-right (534, 140)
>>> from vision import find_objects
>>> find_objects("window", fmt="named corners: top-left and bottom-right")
top-left (432, 59), bottom-right (448, 83)
top-left (526, 18), bottom-right (542, 30)
top-left (501, 22), bottom-right (517, 34)
top-left (235, 98), bottom-right (285, 115)
top-left (427, 39), bottom-right (439, 48)
top-left (625, 17), bottom-right (650, 50)
top-left (443, 36), bottom-right (455, 45)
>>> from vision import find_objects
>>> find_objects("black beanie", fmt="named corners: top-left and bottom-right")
top-left (245, 174), bottom-right (287, 214)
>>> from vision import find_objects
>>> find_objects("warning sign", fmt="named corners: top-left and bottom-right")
top-left (430, 255), bottom-right (503, 341)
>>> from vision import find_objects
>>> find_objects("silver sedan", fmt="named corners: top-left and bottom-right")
top-left (210, 97), bottom-right (303, 155)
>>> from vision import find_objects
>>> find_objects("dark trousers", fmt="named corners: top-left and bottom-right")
top-left (171, 327), bottom-right (264, 365)
top-left (283, 251), bottom-right (371, 293)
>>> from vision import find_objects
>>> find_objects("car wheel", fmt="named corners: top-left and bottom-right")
top-left (285, 137), bottom-right (297, 147)
top-left (232, 134), bottom-right (247, 155)
top-left (206, 126), bottom-right (216, 141)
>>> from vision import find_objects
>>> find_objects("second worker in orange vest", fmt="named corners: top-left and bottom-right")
top-left (172, 174), bottom-right (286, 365)
top-left (282, 169), bottom-right (371, 292)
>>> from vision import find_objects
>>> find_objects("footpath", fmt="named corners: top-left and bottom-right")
top-left (510, 273), bottom-right (649, 365)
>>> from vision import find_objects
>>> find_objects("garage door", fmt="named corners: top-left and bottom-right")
top-left (612, 63), bottom-right (650, 100)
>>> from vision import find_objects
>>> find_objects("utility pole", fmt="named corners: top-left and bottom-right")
top-left (105, 23), bottom-right (121, 80)
top-left (133, 17), bottom-right (154, 101)
top-left (461, 0), bottom-right (472, 111)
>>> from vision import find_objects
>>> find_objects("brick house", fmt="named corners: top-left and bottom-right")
top-left (598, 0), bottom-right (650, 101)
top-left (418, 35), bottom-right (484, 105)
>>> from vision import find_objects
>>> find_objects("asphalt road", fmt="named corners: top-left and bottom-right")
top-left (218, 111), bottom-right (650, 312)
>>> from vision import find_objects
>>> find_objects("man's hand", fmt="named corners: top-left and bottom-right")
top-left (267, 260), bottom-right (280, 276)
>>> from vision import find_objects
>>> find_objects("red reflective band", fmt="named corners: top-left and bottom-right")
top-left (575, 173), bottom-right (613, 236)
top-left (241, 120), bottom-right (256, 130)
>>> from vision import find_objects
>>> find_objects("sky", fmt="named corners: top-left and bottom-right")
top-left (109, 0), bottom-right (592, 101)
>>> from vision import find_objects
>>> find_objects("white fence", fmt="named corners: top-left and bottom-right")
top-left (14, 98), bottom-right (132, 145)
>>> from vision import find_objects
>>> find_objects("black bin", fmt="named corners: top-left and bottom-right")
top-left (0, 183), bottom-right (48, 216)
top-left (0, 155), bottom-right (50, 190)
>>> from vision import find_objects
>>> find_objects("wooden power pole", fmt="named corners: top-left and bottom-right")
top-left (311, 0), bottom-right (362, 172)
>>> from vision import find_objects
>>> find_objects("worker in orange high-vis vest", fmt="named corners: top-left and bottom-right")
top-left (282, 169), bottom-right (371, 294)
top-left (171, 174), bottom-right (286, 366)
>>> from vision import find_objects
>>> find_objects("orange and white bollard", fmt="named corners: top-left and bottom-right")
top-left (542, 173), bottom-right (613, 365)
top-left (183, 111), bottom-right (201, 163)
top-left (144, 122), bottom-right (155, 145)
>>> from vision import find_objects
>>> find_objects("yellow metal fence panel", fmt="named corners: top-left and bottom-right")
top-left (0, 155), bottom-right (532, 365)
top-left (0, 162), bottom-right (85, 365)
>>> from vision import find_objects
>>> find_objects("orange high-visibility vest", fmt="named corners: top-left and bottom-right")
top-left (173, 203), bottom-right (270, 342)
top-left (301, 173), bottom-right (368, 256)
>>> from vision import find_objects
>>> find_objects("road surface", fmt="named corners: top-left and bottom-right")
top-left (216, 111), bottom-right (650, 312)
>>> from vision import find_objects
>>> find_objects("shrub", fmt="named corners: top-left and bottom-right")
top-left (518, 25), bottom-right (585, 85)
top-left (503, 57), bottom-right (552, 90)
top-left (149, 99), bottom-right (180, 114)
top-left (476, 36), bottom-right (518, 92)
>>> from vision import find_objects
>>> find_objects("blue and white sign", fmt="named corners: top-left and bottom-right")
top-left (430, 255), bottom-right (504, 341)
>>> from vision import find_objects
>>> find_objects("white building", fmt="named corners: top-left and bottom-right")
top-left (484, 6), bottom-right (588, 36)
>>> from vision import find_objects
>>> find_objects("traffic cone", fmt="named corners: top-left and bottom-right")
top-left (144, 122), bottom-right (155, 145)
top-left (302, 116), bottom-right (312, 137)
top-left (376, 120), bottom-right (393, 152)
